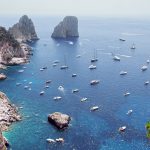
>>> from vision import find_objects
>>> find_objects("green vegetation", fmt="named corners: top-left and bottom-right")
top-left (146, 121), bottom-right (150, 138)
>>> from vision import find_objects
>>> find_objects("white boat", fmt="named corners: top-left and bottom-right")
top-left (52, 63), bottom-right (57, 67)
top-left (60, 65), bottom-right (68, 69)
top-left (18, 69), bottom-right (24, 73)
top-left (16, 83), bottom-right (22, 86)
top-left (131, 43), bottom-right (136, 49)
top-left (124, 92), bottom-right (130, 96)
top-left (90, 80), bottom-right (100, 85)
top-left (24, 86), bottom-right (29, 89)
top-left (126, 110), bottom-right (133, 115)
top-left (147, 60), bottom-right (150, 64)
top-left (72, 74), bottom-right (77, 77)
top-left (28, 88), bottom-right (32, 91)
top-left (120, 71), bottom-right (127, 75)
top-left (29, 82), bottom-right (32, 85)
top-left (119, 126), bottom-right (126, 132)
top-left (145, 81), bottom-right (149, 85)
top-left (76, 55), bottom-right (81, 58)
top-left (113, 56), bottom-right (120, 61)
top-left (53, 96), bottom-right (62, 100)
top-left (40, 91), bottom-right (45, 95)
top-left (46, 138), bottom-right (56, 143)
top-left (91, 49), bottom-right (98, 62)
top-left (90, 106), bottom-right (99, 111)
top-left (141, 65), bottom-right (148, 71)
top-left (40, 68), bottom-right (44, 71)
top-left (46, 80), bottom-right (51, 84)
top-left (119, 38), bottom-right (126, 42)
top-left (89, 64), bottom-right (96, 69)
top-left (45, 85), bottom-right (49, 88)
top-left (81, 97), bottom-right (88, 102)
top-left (55, 138), bottom-right (64, 143)
top-left (53, 60), bottom-right (60, 64)
top-left (72, 89), bottom-right (79, 93)
top-left (58, 86), bottom-right (64, 92)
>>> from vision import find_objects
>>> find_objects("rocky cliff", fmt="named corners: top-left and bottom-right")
top-left (9, 15), bottom-right (38, 43)
top-left (0, 132), bottom-right (7, 150)
top-left (51, 16), bottom-right (79, 38)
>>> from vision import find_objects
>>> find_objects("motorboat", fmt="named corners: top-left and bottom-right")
top-left (40, 68), bottom-right (44, 71)
top-left (89, 64), bottom-right (96, 69)
top-left (53, 96), bottom-right (62, 100)
top-left (46, 138), bottom-right (55, 143)
top-left (124, 92), bottom-right (130, 96)
top-left (45, 85), bottom-right (49, 88)
top-left (52, 63), bottom-right (57, 67)
top-left (29, 82), bottom-right (32, 85)
top-left (18, 70), bottom-right (24, 73)
top-left (53, 60), bottom-right (60, 64)
top-left (118, 126), bottom-right (126, 132)
top-left (72, 89), bottom-right (79, 93)
top-left (120, 71), bottom-right (127, 75)
top-left (81, 97), bottom-right (88, 102)
top-left (90, 106), bottom-right (99, 111)
top-left (24, 86), bottom-right (29, 89)
top-left (46, 80), bottom-right (51, 84)
top-left (72, 74), bottom-right (77, 77)
top-left (16, 83), bottom-right (22, 86)
top-left (119, 38), bottom-right (126, 41)
top-left (147, 60), bottom-right (150, 64)
top-left (145, 81), bottom-right (149, 85)
top-left (55, 138), bottom-right (64, 143)
top-left (126, 110), bottom-right (133, 115)
top-left (76, 55), bottom-right (81, 58)
top-left (113, 56), bottom-right (120, 61)
top-left (40, 91), bottom-right (45, 95)
top-left (90, 80), bottom-right (100, 85)
top-left (141, 65), bottom-right (148, 71)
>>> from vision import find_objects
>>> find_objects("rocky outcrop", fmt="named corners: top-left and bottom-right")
top-left (48, 112), bottom-right (70, 129)
top-left (0, 92), bottom-right (21, 131)
top-left (0, 27), bottom-right (31, 65)
top-left (51, 16), bottom-right (79, 38)
top-left (0, 132), bottom-right (7, 150)
top-left (9, 15), bottom-right (39, 43)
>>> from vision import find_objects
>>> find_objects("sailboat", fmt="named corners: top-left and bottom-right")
top-left (91, 49), bottom-right (98, 62)
top-left (60, 55), bottom-right (68, 69)
top-left (131, 43), bottom-right (136, 49)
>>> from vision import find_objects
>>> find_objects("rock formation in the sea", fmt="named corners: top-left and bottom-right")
top-left (51, 16), bottom-right (79, 38)
top-left (0, 92), bottom-right (21, 131)
top-left (48, 112), bottom-right (71, 129)
top-left (9, 15), bottom-right (39, 43)
top-left (0, 27), bottom-right (31, 65)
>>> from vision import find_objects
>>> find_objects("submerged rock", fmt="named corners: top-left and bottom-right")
top-left (51, 16), bottom-right (79, 38)
top-left (48, 112), bottom-right (70, 129)
top-left (9, 15), bottom-right (39, 43)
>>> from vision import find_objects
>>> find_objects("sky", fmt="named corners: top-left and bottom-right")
top-left (1, 0), bottom-right (150, 17)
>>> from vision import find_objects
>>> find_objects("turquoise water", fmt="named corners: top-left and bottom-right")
top-left (1, 16), bottom-right (150, 149)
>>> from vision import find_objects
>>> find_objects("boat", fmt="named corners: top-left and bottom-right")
top-left (81, 97), bottom-right (88, 102)
top-left (46, 138), bottom-right (56, 143)
top-left (126, 109), bottom-right (133, 115)
top-left (55, 138), bottom-right (64, 143)
top-left (29, 82), bottom-right (32, 85)
top-left (145, 81), bottom-right (149, 85)
top-left (119, 38), bottom-right (126, 42)
top-left (120, 71), bottom-right (127, 75)
top-left (90, 80), bottom-right (100, 85)
top-left (58, 86), bottom-right (64, 91)
top-left (124, 92), bottom-right (130, 96)
top-left (118, 126), bottom-right (126, 132)
top-left (90, 106), bottom-right (99, 111)
top-left (91, 49), bottom-right (98, 62)
top-left (72, 89), bottom-right (79, 93)
top-left (53, 96), bottom-right (62, 100)
top-left (24, 86), bottom-right (29, 89)
top-left (89, 64), bottom-right (96, 69)
top-left (40, 68), bottom-right (44, 71)
top-left (45, 85), bottom-right (49, 88)
top-left (40, 91), bottom-right (45, 95)
top-left (42, 67), bottom-right (47, 69)
top-left (46, 80), bottom-right (51, 84)
top-left (60, 56), bottom-right (68, 70)
top-left (141, 65), bottom-right (148, 71)
top-left (18, 69), bottom-right (24, 73)
top-left (113, 56), bottom-right (120, 61)
top-left (131, 43), bottom-right (136, 49)
top-left (76, 55), bottom-right (81, 58)
top-left (72, 74), bottom-right (77, 77)
top-left (16, 83), bottom-right (22, 86)
top-left (28, 88), bottom-right (32, 91)
top-left (52, 63), bottom-right (57, 67)
top-left (147, 60), bottom-right (150, 64)
top-left (53, 60), bottom-right (60, 64)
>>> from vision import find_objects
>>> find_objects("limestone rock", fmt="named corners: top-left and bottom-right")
top-left (51, 16), bottom-right (79, 38)
top-left (9, 15), bottom-right (39, 43)
top-left (48, 112), bottom-right (70, 129)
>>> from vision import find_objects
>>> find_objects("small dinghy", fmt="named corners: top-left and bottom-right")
top-left (90, 106), bottom-right (99, 111)
top-left (53, 96), bottom-right (62, 100)
top-left (81, 97), bottom-right (88, 102)
top-left (72, 89), bottom-right (79, 93)
top-left (40, 91), bottom-right (45, 95)
top-left (120, 71), bottom-right (127, 75)
top-left (119, 126), bottom-right (126, 132)
top-left (126, 109), bottom-right (133, 115)
top-left (145, 81), bottom-right (149, 85)
top-left (141, 65), bottom-right (148, 71)
top-left (90, 80), bottom-right (100, 85)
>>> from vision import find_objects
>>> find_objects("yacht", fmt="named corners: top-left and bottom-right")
top-left (40, 68), bottom-right (44, 71)
top-left (55, 138), bottom-right (64, 143)
top-left (119, 38), bottom-right (126, 42)
top-left (52, 63), bottom-right (57, 67)
top-left (18, 69), bottom-right (24, 73)
top-left (53, 96), bottom-right (62, 100)
top-left (118, 126), bottom-right (126, 132)
top-left (145, 81), bottom-right (149, 85)
top-left (89, 64), bottom-right (96, 69)
top-left (91, 49), bottom-right (98, 62)
top-left (81, 97), bottom-right (88, 102)
top-left (141, 65), bottom-right (148, 71)
top-left (46, 138), bottom-right (55, 143)
top-left (24, 86), bottom-right (29, 89)
top-left (46, 80), bottom-right (51, 84)
top-left (72, 89), bottom-right (79, 93)
top-left (126, 110), bottom-right (133, 115)
top-left (53, 60), bottom-right (60, 64)
top-left (45, 85), bottom-right (49, 88)
top-left (90, 106), bottom-right (99, 111)
top-left (120, 71), bottom-right (127, 75)
top-left (60, 56), bottom-right (68, 70)
top-left (124, 92), bottom-right (130, 96)
top-left (131, 43), bottom-right (136, 49)
top-left (90, 80), bottom-right (100, 85)
top-left (113, 56), bottom-right (120, 61)
top-left (72, 74), bottom-right (77, 77)
top-left (40, 91), bottom-right (45, 95)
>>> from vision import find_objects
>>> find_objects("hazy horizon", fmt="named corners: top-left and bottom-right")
top-left (1, 0), bottom-right (150, 17)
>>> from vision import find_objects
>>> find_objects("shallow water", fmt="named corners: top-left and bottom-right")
top-left (0, 16), bottom-right (150, 149)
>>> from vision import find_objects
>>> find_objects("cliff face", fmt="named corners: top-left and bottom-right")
top-left (0, 27), bottom-right (25, 64)
top-left (0, 132), bottom-right (7, 150)
top-left (51, 16), bottom-right (79, 38)
top-left (9, 15), bottom-right (38, 42)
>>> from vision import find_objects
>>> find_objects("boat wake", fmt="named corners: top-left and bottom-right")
top-left (121, 32), bottom-right (144, 36)
top-left (117, 54), bottom-right (132, 58)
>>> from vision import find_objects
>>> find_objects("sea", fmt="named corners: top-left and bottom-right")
top-left (0, 16), bottom-right (150, 150)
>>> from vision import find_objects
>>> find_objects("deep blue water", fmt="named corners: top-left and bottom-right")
top-left (1, 16), bottom-right (150, 150)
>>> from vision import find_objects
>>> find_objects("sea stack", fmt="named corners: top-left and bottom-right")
top-left (51, 16), bottom-right (79, 38)
top-left (9, 15), bottom-right (39, 43)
